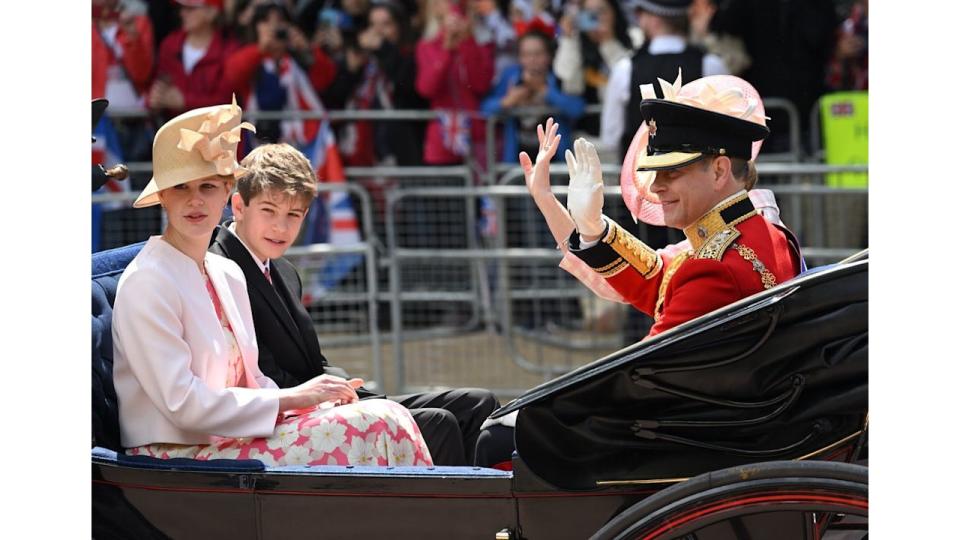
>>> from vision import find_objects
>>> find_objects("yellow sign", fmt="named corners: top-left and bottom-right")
top-left (820, 91), bottom-right (868, 187)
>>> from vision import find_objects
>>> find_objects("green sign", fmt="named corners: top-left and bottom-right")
top-left (820, 91), bottom-right (868, 187)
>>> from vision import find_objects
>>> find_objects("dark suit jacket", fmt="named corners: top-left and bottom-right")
top-left (210, 224), bottom-right (354, 389)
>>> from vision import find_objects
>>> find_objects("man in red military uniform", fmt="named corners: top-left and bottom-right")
top-left (564, 79), bottom-right (802, 338)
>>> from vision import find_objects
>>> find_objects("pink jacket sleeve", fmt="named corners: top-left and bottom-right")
top-left (113, 267), bottom-right (280, 439)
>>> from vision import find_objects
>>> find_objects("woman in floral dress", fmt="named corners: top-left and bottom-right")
top-left (112, 99), bottom-right (432, 467)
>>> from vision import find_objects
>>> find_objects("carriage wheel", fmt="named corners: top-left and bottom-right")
top-left (591, 461), bottom-right (867, 540)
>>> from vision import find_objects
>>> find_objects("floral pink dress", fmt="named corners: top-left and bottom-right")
top-left (128, 274), bottom-right (433, 467)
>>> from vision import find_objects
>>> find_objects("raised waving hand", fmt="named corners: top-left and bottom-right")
top-left (518, 118), bottom-right (576, 248)
top-left (565, 137), bottom-right (606, 240)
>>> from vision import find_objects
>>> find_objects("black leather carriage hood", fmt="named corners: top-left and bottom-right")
top-left (494, 259), bottom-right (868, 490)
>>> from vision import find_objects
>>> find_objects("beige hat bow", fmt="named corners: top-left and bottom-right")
top-left (176, 97), bottom-right (256, 178)
top-left (133, 96), bottom-right (257, 208)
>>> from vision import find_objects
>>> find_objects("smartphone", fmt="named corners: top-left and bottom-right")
top-left (319, 8), bottom-right (347, 29)
top-left (577, 10), bottom-right (599, 32)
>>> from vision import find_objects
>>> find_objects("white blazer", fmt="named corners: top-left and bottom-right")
top-left (112, 236), bottom-right (280, 448)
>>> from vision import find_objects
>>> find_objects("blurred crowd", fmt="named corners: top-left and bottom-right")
top-left (93, 0), bottom-right (868, 169)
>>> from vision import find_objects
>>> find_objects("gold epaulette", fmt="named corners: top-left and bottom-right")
top-left (596, 216), bottom-right (663, 279)
top-left (695, 228), bottom-right (740, 260)
top-left (683, 191), bottom-right (756, 261)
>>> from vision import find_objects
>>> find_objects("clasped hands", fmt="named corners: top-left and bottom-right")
top-left (278, 373), bottom-right (365, 416)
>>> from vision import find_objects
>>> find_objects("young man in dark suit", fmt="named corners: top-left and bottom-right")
top-left (209, 143), bottom-right (502, 465)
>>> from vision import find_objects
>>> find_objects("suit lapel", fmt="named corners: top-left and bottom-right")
top-left (271, 260), bottom-right (327, 367)
top-left (212, 225), bottom-right (311, 360)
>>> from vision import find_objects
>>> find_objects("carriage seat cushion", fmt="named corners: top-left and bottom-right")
top-left (92, 242), bottom-right (144, 451)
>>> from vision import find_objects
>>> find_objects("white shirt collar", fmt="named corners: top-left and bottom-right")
top-left (647, 35), bottom-right (687, 55)
top-left (227, 222), bottom-right (270, 275)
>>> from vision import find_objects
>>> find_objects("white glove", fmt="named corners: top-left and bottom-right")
top-left (565, 137), bottom-right (606, 238)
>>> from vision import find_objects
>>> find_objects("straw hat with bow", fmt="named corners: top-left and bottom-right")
top-left (134, 96), bottom-right (255, 208)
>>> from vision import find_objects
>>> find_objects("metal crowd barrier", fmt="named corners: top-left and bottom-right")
top-left (758, 97), bottom-right (803, 162)
top-left (385, 185), bottom-right (622, 396)
top-left (380, 172), bottom-right (867, 395)
top-left (810, 99), bottom-right (824, 161)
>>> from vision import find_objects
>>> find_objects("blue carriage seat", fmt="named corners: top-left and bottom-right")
top-left (92, 242), bottom-right (145, 452)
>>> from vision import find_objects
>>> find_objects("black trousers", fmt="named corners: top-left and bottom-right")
top-left (474, 424), bottom-right (516, 468)
top-left (389, 388), bottom-right (499, 466)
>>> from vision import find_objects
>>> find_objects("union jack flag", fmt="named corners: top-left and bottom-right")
top-left (288, 85), bottom-right (364, 299)
top-left (301, 120), bottom-right (365, 298)
top-left (438, 110), bottom-right (471, 157)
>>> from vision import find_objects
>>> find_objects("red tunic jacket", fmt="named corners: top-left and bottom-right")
top-left (224, 44), bottom-right (337, 105)
top-left (572, 192), bottom-right (801, 338)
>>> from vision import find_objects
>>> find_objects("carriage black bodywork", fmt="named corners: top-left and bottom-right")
top-left (92, 243), bottom-right (868, 539)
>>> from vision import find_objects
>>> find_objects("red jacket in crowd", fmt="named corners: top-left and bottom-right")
top-left (92, 16), bottom-right (155, 99)
top-left (225, 44), bottom-right (337, 104)
top-left (415, 33), bottom-right (494, 164)
top-left (154, 30), bottom-right (239, 111)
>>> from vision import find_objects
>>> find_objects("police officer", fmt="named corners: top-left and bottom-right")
top-left (602, 0), bottom-right (728, 158)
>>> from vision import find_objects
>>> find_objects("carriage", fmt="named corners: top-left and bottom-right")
top-left (92, 242), bottom-right (868, 539)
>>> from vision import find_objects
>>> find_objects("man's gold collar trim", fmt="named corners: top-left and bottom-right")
top-left (683, 191), bottom-right (756, 251)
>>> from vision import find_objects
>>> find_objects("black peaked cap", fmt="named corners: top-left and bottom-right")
top-left (639, 99), bottom-right (770, 162)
